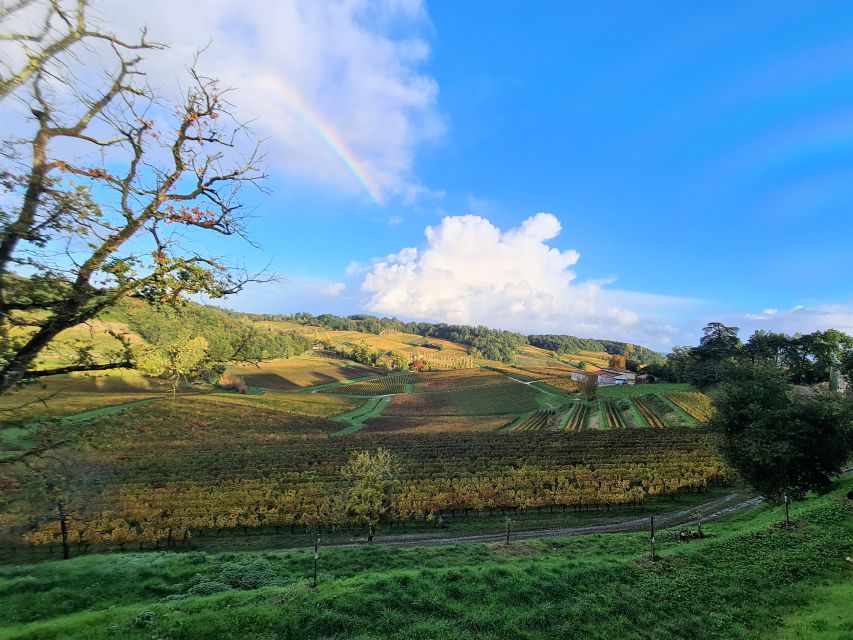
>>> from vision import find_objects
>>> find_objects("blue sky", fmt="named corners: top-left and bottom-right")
top-left (108, 2), bottom-right (853, 348)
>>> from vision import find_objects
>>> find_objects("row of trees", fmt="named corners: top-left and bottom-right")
top-left (528, 335), bottom-right (663, 366)
top-left (650, 323), bottom-right (853, 388)
top-left (324, 341), bottom-right (417, 373)
top-left (114, 299), bottom-right (312, 365)
top-left (276, 312), bottom-right (661, 365)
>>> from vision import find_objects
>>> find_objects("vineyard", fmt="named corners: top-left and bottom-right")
top-left (511, 409), bottom-right (556, 431)
top-left (565, 402), bottom-right (588, 430)
top-left (1, 343), bottom-right (721, 558)
top-left (601, 400), bottom-right (626, 429)
top-left (663, 391), bottom-right (714, 423)
top-left (632, 396), bottom-right (666, 427)
top-left (319, 373), bottom-right (421, 396)
top-left (9, 426), bottom-right (728, 551)
top-left (542, 377), bottom-right (580, 393)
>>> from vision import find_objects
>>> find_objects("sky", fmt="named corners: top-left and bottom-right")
top-left (10, 1), bottom-right (853, 350)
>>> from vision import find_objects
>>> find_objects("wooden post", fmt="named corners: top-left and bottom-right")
top-left (783, 494), bottom-right (790, 527)
top-left (312, 534), bottom-right (319, 589)
top-left (58, 501), bottom-right (70, 560)
top-left (505, 517), bottom-right (511, 545)
top-left (650, 516), bottom-right (657, 561)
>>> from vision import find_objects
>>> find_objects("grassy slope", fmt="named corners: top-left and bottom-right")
top-left (0, 477), bottom-right (849, 640)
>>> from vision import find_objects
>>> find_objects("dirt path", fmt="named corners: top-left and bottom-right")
top-left (315, 490), bottom-right (761, 550)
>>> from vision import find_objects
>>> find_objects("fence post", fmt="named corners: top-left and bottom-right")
top-left (783, 494), bottom-right (790, 527)
top-left (650, 516), bottom-right (657, 561)
top-left (504, 516), bottom-right (511, 545)
top-left (312, 533), bottom-right (320, 589)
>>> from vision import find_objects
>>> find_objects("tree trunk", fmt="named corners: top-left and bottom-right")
top-left (57, 501), bottom-right (70, 560)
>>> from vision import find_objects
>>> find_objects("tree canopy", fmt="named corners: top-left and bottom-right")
top-left (708, 362), bottom-right (852, 501)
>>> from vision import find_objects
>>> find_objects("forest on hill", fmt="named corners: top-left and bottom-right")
top-left (230, 311), bottom-right (663, 365)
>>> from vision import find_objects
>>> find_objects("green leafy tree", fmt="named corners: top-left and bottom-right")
top-left (709, 363), bottom-right (853, 504)
top-left (135, 335), bottom-right (211, 393)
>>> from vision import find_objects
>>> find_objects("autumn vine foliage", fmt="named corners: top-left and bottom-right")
top-left (0, 0), bottom-right (268, 394)
top-left (8, 404), bottom-right (729, 551)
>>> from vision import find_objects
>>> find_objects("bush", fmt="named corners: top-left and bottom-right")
top-left (218, 557), bottom-right (280, 590)
top-left (132, 610), bottom-right (156, 628)
top-left (218, 371), bottom-right (247, 393)
top-left (186, 580), bottom-right (232, 597)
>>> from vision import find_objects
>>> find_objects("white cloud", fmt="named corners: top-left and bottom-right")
top-left (321, 281), bottom-right (347, 296)
top-left (97, 0), bottom-right (443, 203)
top-left (741, 302), bottom-right (853, 336)
top-left (360, 213), bottom-right (697, 346)
top-left (387, 215), bottom-right (404, 226)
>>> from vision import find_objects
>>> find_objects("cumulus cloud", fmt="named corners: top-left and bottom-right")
top-left (361, 213), bottom-right (696, 345)
top-left (96, 0), bottom-right (443, 202)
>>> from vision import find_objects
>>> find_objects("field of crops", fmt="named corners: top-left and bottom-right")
top-left (0, 373), bottom-right (175, 425)
top-left (565, 402), bottom-right (588, 430)
top-left (601, 400), bottom-right (626, 429)
top-left (632, 396), bottom-right (666, 427)
top-left (5, 408), bottom-right (728, 550)
top-left (384, 382), bottom-right (541, 416)
top-left (511, 409), bottom-right (556, 431)
top-left (320, 373), bottom-right (419, 396)
top-left (412, 369), bottom-right (507, 392)
top-left (663, 391), bottom-right (714, 423)
top-left (362, 415), bottom-right (515, 434)
top-left (543, 377), bottom-right (580, 392)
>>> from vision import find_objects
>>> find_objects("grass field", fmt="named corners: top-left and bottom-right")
top-left (0, 477), bottom-right (849, 640)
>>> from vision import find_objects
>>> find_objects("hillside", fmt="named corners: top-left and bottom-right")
top-left (1, 298), bottom-right (850, 640)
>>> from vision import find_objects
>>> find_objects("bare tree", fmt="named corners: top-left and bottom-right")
top-left (0, 0), bottom-right (269, 394)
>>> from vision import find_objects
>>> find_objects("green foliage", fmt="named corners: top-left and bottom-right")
top-left (528, 334), bottom-right (664, 365)
top-left (709, 362), bottom-right (853, 501)
top-left (341, 448), bottom-right (399, 524)
top-left (656, 323), bottom-right (853, 387)
top-left (111, 300), bottom-right (312, 364)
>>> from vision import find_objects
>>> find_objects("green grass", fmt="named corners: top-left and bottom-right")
top-left (331, 396), bottom-right (392, 435)
top-left (1, 477), bottom-right (850, 640)
top-left (767, 579), bottom-right (853, 639)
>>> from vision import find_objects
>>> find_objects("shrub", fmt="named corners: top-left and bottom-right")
top-left (132, 610), bottom-right (156, 628)
top-left (186, 580), bottom-right (232, 597)
top-left (218, 557), bottom-right (280, 590)
top-left (218, 371), bottom-right (247, 393)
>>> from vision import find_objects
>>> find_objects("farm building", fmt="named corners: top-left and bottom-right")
top-left (571, 367), bottom-right (636, 386)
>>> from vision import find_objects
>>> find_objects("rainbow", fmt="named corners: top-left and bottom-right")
top-left (261, 74), bottom-right (384, 205)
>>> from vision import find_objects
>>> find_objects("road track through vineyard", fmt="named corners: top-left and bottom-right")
top-left (317, 468), bottom-right (853, 551)
top-left (309, 490), bottom-right (763, 550)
